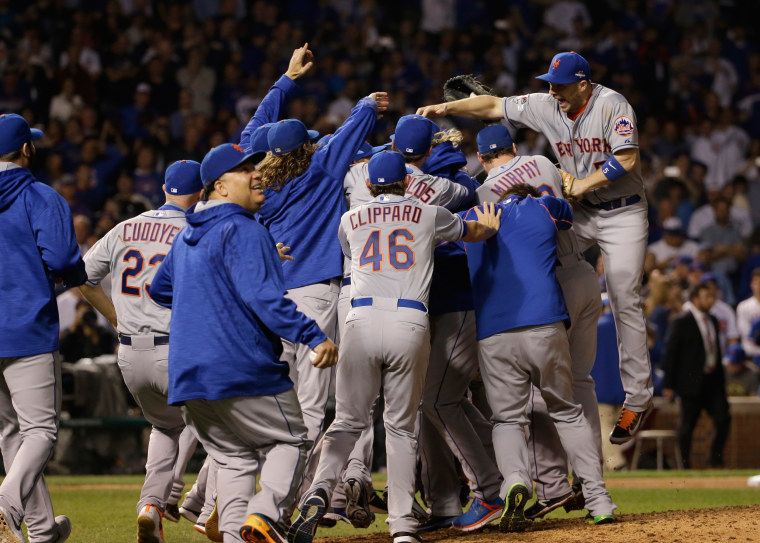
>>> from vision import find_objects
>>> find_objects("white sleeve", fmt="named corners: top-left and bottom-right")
top-left (433, 206), bottom-right (465, 243)
top-left (82, 229), bottom-right (115, 286)
top-left (338, 220), bottom-right (351, 259)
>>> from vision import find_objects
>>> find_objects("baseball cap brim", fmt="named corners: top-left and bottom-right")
top-left (307, 129), bottom-right (320, 140)
top-left (536, 72), bottom-right (579, 85)
top-left (30, 128), bottom-right (43, 140)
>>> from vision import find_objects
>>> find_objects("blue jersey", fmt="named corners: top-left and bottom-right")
top-left (460, 195), bottom-right (572, 340)
top-left (257, 97), bottom-right (378, 289)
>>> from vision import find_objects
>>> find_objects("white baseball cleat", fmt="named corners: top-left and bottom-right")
top-left (137, 504), bottom-right (165, 543)
top-left (52, 515), bottom-right (72, 543)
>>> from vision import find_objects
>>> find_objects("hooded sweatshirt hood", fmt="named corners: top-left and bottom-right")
top-left (0, 167), bottom-right (33, 212)
top-left (184, 200), bottom-right (253, 245)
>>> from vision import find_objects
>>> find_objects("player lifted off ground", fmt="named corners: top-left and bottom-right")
top-left (460, 183), bottom-right (616, 533)
top-left (148, 144), bottom-right (338, 543)
top-left (289, 151), bottom-right (501, 543)
top-left (418, 51), bottom-right (653, 443)
top-left (475, 124), bottom-right (602, 519)
top-left (80, 160), bottom-right (204, 543)
top-left (0, 114), bottom-right (84, 543)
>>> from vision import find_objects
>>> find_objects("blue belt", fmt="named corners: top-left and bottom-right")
top-left (118, 334), bottom-right (170, 346)
top-left (342, 277), bottom-right (351, 287)
top-left (581, 194), bottom-right (641, 211)
top-left (351, 297), bottom-right (427, 312)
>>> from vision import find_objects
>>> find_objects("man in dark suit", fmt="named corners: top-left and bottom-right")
top-left (663, 282), bottom-right (732, 468)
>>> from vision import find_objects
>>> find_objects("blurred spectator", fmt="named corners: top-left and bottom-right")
top-left (683, 273), bottom-right (740, 354)
top-left (73, 214), bottom-right (92, 255)
top-left (132, 146), bottom-right (163, 208)
top-left (648, 217), bottom-right (700, 270)
top-left (723, 344), bottom-right (760, 397)
top-left (49, 78), bottom-right (83, 122)
top-left (107, 172), bottom-right (152, 222)
top-left (688, 187), bottom-right (753, 240)
top-left (737, 268), bottom-right (760, 362)
top-left (663, 283), bottom-right (731, 469)
top-left (176, 47), bottom-right (216, 118)
top-left (59, 300), bottom-right (116, 363)
top-left (698, 197), bottom-right (746, 278)
top-left (645, 273), bottom-right (683, 364)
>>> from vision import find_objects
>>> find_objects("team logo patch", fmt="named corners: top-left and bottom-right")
top-left (231, 143), bottom-right (244, 153)
top-left (614, 116), bottom-right (635, 137)
top-left (552, 58), bottom-right (561, 70)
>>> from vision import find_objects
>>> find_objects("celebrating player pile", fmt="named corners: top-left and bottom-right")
top-left (0, 44), bottom-right (661, 543)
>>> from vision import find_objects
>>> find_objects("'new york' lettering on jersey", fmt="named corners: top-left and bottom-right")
top-left (502, 84), bottom-right (643, 204)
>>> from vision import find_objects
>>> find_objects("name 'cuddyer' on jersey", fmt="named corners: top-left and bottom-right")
top-left (121, 221), bottom-right (182, 245)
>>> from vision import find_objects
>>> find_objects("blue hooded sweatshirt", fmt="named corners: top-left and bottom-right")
top-left (0, 165), bottom-right (86, 357)
top-left (257, 97), bottom-right (378, 290)
top-left (148, 202), bottom-right (327, 404)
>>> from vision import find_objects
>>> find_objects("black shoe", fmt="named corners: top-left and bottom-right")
top-left (525, 491), bottom-right (574, 520)
top-left (392, 531), bottom-right (423, 542)
top-left (369, 489), bottom-right (388, 513)
top-left (564, 487), bottom-right (585, 512)
top-left (344, 479), bottom-right (375, 529)
top-left (499, 483), bottom-right (529, 533)
top-left (288, 488), bottom-right (328, 543)
top-left (416, 515), bottom-right (456, 532)
top-left (164, 503), bottom-right (181, 523)
top-left (609, 405), bottom-right (652, 444)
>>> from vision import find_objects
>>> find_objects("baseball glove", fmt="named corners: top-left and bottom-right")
top-left (559, 169), bottom-right (578, 201)
top-left (443, 74), bottom-right (495, 102)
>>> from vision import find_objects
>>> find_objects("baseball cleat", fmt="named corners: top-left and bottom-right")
top-left (51, 515), bottom-right (72, 543)
top-left (0, 506), bottom-right (24, 543)
top-left (163, 502), bottom-right (180, 523)
top-left (205, 502), bottom-right (223, 542)
top-left (609, 405), bottom-right (652, 444)
top-left (392, 531), bottom-right (423, 543)
top-left (369, 488), bottom-right (388, 513)
top-left (344, 478), bottom-right (376, 528)
top-left (564, 487), bottom-right (585, 513)
top-left (193, 522), bottom-right (206, 535)
top-left (137, 504), bottom-right (165, 543)
top-left (452, 496), bottom-right (505, 531)
top-left (179, 504), bottom-right (201, 523)
top-left (240, 514), bottom-right (288, 543)
top-left (499, 483), bottom-right (529, 533)
top-left (524, 491), bottom-right (575, 520)
top-left (589, 514), bottom-right (616, 525)
top-left (288, 488), bottom-right (328, 543)
top-left (416, 515), bottom-right (456, 532)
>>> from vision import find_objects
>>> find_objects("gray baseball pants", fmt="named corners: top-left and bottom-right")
top-left (420, 311), bottom-right (501, 505)
top-left (168, 427), bottom-right (199, 504)
top-left (181, 454), bottom-right (211, 515)
top-left (573, 198), bottom-right (653, 411)
top-left (528, 260), bottom-right (604, 501)
top-left (308, 302), bottom-right (430, 535)
top-left (478, 323), bottom-right (615, 517)
top-left (0, 353), bottom-right (60, 542)
top-left (117, 342), bottom-right (184, 513)
top-left (183, 389), bottom-right (310, 542)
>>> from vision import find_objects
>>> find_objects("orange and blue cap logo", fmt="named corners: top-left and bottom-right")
top-left (552, 58), bottom-right (561, 70)
top-left (231, 144), bottom-right (244, 153)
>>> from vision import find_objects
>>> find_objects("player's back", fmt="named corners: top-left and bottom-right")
top-left (340, 195), bottom-right (445, 305)
top-left (84, 207), bottom-right (187, 335)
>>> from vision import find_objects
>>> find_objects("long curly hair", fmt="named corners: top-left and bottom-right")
top-left (258, 143), bottom-right (317, 191)
top-left (432, 128), bottom-right (463, 148)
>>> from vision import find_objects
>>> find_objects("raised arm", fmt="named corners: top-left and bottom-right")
top-left (417, 95), bottom-right (503, 121)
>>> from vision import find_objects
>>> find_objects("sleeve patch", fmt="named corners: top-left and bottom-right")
top-left (613, 116), bottom-right (635, 137)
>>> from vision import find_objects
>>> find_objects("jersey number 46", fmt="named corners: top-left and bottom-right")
top-left (360, 229), bottom-right (415, 272)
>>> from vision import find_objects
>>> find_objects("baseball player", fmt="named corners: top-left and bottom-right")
top-left (0, 113), bottom-right (85, 543)
top-left (460, 183), bottom-right (616, 533)
top-left (255, 93), bottom-right (388, 473)
top-left (418, 51), bottom-right (654, 443)
top-left (79, 160), bottom-right (204, 543)
top-left (147, 143), bottom-right (337, 543)
top-left (289, 151), bottom-right (501, 543)
top-left (475, 124), bottom-right (603, 518)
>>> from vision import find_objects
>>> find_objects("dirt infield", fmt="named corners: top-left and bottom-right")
top-left (319, 505), bottom-right (760, 543)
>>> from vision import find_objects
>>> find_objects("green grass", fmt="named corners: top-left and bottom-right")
top-left (17, 471), bottom-right (755, 542)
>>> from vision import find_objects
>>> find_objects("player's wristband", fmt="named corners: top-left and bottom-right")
top-left (600, 156), bottom-right (627, 182)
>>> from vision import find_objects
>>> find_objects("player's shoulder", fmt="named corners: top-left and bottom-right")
top-left (507, 92), bottom-right (555, 106)
top-left (26, 181), bottom-right (67, 207)
top-left (594, 83), bottom-right (632, 107)
top-left (525, 154), bottom-right (557, 170)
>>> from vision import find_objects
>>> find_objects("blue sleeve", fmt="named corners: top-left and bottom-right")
top-left (31, 190), bottom-right (87, 288)
top-left (538, 195), bottom-right (573, 230)
top-left (314, 97), bottom-right (378, 179)
top-left (452, 170), bottom-right (479, 208)
top-left (238, 75), bottom-right (298, 151)
top-left (228, 223), bottom-right (327, 349)
top-left (147, 248), bottom-right (174, 308)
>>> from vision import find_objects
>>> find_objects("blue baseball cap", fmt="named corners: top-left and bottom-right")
top-left (368, 151), bottom-right (412, 185)
top-left (536, 52), bottom-right (591, 85)
top-left (701, 272), bottom-right (718, 284)
top-left (165, 160), bottom-right (203, 195)
top-left (250, 123), bottom-right (275, 154)
top-left (0, 113), bottom-right (43, 155)
top-left (267, 119), bottom-right (319, 155)
top-left (354, 141), bottom-right (391, 161)
top-left (476, 125), bottom-right (514, 154)
top-left (726, 344), bottom-right (746, 365)
top-left (394, 115), bottom-right (434, 155)
top-left (200, 144), bottom-right (265, 185)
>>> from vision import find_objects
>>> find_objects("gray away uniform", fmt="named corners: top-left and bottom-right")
top-left (83, 205), bottom-right (188, 513)
top-left (477, 155), bottom-right (604, 502)
top-left (307, 194), bottom-right (466, 535)
top-left (503, 87), bottom-right (653, 412)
